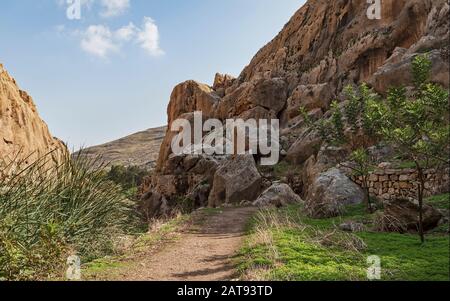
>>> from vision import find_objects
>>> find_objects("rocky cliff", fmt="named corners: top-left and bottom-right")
top-left (0, 63), bottom-right (67, 169)
top-left (143, 0), bottom-right (449, 216)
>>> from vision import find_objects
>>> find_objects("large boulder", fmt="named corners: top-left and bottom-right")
top-left (208, 155), bottom-right (262, 207)
top-left (305, 168), bottom-right (365, 218)
top-left (253, 183), bottom-right (303, 208)
top-left (377, 198), bottom-right (443, 233)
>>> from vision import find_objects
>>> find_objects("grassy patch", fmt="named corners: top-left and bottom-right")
top-left (259, 161), bottom-right (301, 180)
top-left (238, 201), bottom-right (449, 281)
top-left (426, 193), bottom-right (449, 210)
top-left (83, 257), bottom-right (128, 279)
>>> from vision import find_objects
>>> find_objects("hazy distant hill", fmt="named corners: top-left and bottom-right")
top-left (75, 126), bottom-right (167, 170)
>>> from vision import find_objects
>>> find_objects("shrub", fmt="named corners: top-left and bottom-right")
top-left (0, 151), bottom-right (137, 280)
top-left (106, 165), bottom-right (149, 191)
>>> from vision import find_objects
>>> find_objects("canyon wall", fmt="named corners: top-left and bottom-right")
top-left (144, 0), bottom-right (449, 214)
top-left (0, 63), bottom-right (67, 171)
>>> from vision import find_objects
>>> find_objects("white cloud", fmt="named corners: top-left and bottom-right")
top-left (136, 17), bottom-right (164, 56)
top-left (80, 25), bottom-right (118, 58)
top-left (100, 0), bottom-right (130, 18)
top-left (77, 17), bottom-right (164, 59)
top-left (115, 22), bottom-right (137, 42)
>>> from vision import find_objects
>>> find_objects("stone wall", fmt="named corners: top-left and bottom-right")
top-left (350, 167), bottom-right (450, 201)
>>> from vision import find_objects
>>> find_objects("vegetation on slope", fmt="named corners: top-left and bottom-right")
top-left (237, 194), bottom-right (449, 281)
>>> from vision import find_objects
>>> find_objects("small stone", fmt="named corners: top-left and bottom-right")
top-left (380, 176), bottom-right (389, 182)
top-left (369, 174), bottom-right (379, 182)
top-left (399, 182), bottom-right (410, 189)
top-left (390, 175), bottom-right (398, 181)
top-left (382, 193), bottom-right (391, 200)
top-left (399, 174), bottom-right (409, 181)
top-left (339, 222), bottom-right (365, 233)
top-left (378, 162), bottom-right (392, 169)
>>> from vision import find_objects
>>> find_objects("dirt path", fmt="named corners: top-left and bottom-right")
top-left (112, 207), bottom-right (258, 281)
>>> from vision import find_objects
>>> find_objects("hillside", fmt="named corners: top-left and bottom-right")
top-left (74, 126), bottom-right (167, 170)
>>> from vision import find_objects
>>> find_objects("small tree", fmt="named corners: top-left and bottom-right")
top-left (340, 148), bottom-right (375, 212)
top-left (300, 85), bottom-right (379, 212)
top-left (366, 54), bottom-right (450, 243)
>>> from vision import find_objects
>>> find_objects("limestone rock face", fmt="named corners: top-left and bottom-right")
top-left (286, 131), bottom-right (322, 165)
top-left (146, 0), bottom-right (449, 213)
top-left (167, 81), bottom-right (220, 128)
top-left (156, 0), bottom-right (449, 171)
top-left (0, 63), bottom-right (67, 169)
top-left (285, 83), bottom-right (334, 121)
top-left (213, 73), bottom-right (236, 97)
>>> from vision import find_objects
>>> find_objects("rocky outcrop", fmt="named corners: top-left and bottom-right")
top-left (155, 0), bottom-right (448, 169)
top-left (138, 191), bottom-right (170, 221)
top-left (286, 130), bottom-right (322, 165)
top-left (143, 0), bottom-right (449, 214)
top-left (284, 83), bottom-right (334, 121)
top-left (253, 183), bottom-right (302, 208)
top-left (0, 63), bottom-right (67, 170)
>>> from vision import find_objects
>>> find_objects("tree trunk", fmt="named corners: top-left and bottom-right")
top-left (363, 176), bottom-right (372, 213)
top-left (416, 162), bottom-right (425, 244)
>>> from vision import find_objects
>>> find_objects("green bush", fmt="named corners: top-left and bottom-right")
top-left (106, 165), bottom-right (149, 191)
top-left (0, 151), bottom-right (137, 280)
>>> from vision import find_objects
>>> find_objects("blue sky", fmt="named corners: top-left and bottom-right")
top-left (0, 0), bottom-right (305, 149)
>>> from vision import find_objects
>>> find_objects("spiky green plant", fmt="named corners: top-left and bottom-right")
top-left (0, 151), bottom-right (137, 280)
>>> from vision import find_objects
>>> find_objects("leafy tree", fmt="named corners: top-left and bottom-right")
top-left (300, 85), bottom-right (380, 212)
top-left (366, 54), bottom-right (449, 243)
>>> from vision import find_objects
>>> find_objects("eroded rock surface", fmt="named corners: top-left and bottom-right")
top-left (143, 0), bottom-right (449, 215)
top-left (0, 63), bottom-right (67, 170)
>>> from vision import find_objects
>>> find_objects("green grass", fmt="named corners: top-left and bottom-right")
top-left (238, 198), bottom-right (449, 281)
top-left (259, 161), bottom-right (300, 180)
top-left (426, 193), bottom-right (449, 210)
top-left (83, 258), bottom-right (128, 275)
top-left (394, 161), bottom-right (417, 169)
